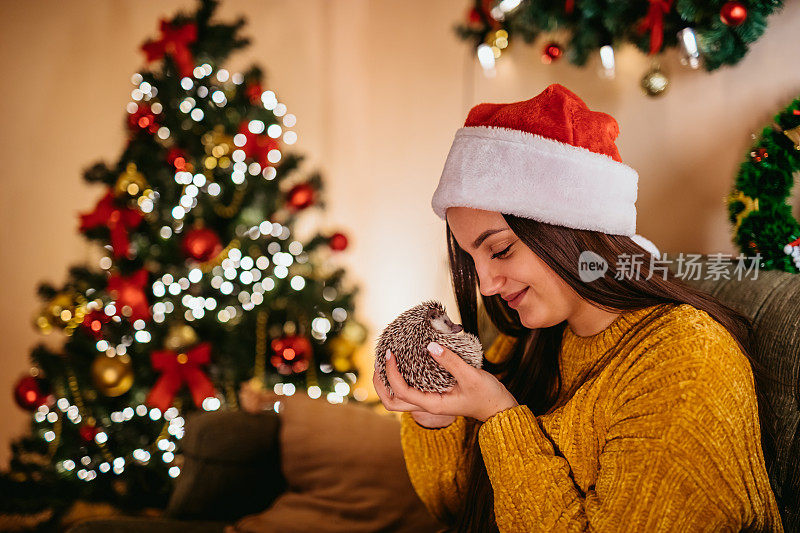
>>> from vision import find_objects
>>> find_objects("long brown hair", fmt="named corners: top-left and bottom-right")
top-left (444, 213), bottom-right (786, 533)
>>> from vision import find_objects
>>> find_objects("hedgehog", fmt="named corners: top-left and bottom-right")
top-left (375, 299), bottom-right (484, 395)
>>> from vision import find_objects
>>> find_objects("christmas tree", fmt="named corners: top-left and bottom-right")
top-left (2, 0), bottom-right (367, 519)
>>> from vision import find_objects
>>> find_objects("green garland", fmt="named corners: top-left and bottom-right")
top-left (727, 96), bottom-right (800, 273)
top-left (457, 0), bottom-right (784, 71)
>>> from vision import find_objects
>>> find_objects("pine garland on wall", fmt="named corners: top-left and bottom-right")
top-left (456, 0), bottom-right (785, 95)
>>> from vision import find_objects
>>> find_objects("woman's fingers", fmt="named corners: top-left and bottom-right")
top-left (372, 363), bottom-right (423, 412)
top-left (385, 349), bottom-right (441, 412)
top-left (426, 342), bottom-right (475, 386)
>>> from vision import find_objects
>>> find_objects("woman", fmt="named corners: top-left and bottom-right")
top-left (372, 84), bottom-right (784, 532)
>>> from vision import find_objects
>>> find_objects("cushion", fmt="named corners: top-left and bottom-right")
top-left (66, 517), bottom-right (227, 533)
top-left (165, 410), bottom-right (286, 522)
top-left (232, 394), bottom-right (442, 532)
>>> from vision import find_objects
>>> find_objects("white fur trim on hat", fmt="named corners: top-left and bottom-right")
top-left (431, 126), bottom-right (639, 236)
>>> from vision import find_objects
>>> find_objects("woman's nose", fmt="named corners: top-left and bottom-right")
top-left (476, 262), bottom-right (503, 297)
top-left (478, 280), bottom-right (503, 297)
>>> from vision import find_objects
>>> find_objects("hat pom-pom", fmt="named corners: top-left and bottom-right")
top-left (632, 233), bottom-right (660, 259)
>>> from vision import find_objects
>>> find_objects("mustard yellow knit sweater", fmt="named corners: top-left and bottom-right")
top-left (400, 303), bottom-right (783, 532)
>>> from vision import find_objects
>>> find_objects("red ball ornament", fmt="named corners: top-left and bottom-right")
top-left (270, 335), bottom-right (312, 375)
top-left (127, 103), bottom-right (161, 134)
top-left (237, 122), bottom-right (280, 169)
top-left (167, 147), bottom-right (188, 170)
top-left (542, 42), bottom-right (563, 64)
top-left (329, 232), bottom-right (348, 251)
top-left (79, 424), bottom-right (98, 443)
top-left (286, 183), bottom-right (315, 211)
top-left (14, 376), bottom-right (49, 411)
top-left (720, 1), bottom-right (747, 27)
top-left (182, 226), bottom-right (223, 262)
top-left (81, 309), bottom-right (112, 340)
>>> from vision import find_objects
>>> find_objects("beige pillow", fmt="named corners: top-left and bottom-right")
top-left (232, 394), bottom-right (443, 532)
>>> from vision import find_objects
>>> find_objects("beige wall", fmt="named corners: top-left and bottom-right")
top-left (1, 0), bottom-right (798, 467)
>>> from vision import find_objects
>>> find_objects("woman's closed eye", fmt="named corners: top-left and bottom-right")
top-left (491, 243), bottom-right (513, 259)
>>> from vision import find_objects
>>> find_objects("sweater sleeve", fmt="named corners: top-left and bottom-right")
top-left (476, 337), bottom-right (784, 532)
top-left (399, 411), bottom-right (469, 524)
top-left (397, 331), bottom-right (518, 524)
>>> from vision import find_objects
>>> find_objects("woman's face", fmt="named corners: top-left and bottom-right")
top-left (446, 206), bottom-right (580, 329)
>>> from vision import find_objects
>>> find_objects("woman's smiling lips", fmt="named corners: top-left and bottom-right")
top-left (505, 287), bottom-right (529, 308)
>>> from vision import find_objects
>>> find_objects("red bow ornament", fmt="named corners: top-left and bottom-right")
top-left (636, 0), bottom-right (674, 55)
top-left (245, 82), bottom-right (263, 105)
top-left (146, 342), bottom-right (217, 411)
top-left (141, 20), bottom-right (198, 78)
top-left (107, 268), bottom-right (151, 322)
top-left (79, 191), bottom-right (143, 259)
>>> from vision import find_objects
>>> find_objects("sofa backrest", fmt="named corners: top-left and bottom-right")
top-left (682, 257), bottom-right (799, 531)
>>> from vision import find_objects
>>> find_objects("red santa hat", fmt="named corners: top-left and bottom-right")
top-left (431, 83), bottom-right (660, 259)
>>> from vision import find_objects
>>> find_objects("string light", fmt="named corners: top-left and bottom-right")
top-left (21, 57), bottom-right (345, 490)
top-left (326, 392), bottom-right (343, 404)
top-left (599, 45), bottom-right (616, 79)
top-left (201, 397), bottom-right (221, 411)
top-left (678, 27), bottom-right (701, 69)
top-left (477, 44), bottom-right (497, 76)
top-left (133, 449), bottom-right (151, 463)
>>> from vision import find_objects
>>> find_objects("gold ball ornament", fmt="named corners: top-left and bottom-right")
top-left (640, 66), bottom-right (670, 97)
top-left (35, 291), bottom-right (88, 335)
top-left (341, 320), bottom-right (368, 344)
top-left (114, 162), bottom-right (151, 202)
top-left (165, 323), bottom-right (199, 352)
top-left (328, 336), bottom-right (357, 372)
top-left (201, 125), bottom-right (235, 171)
top-left (331, 353), bottom-right (355, 373)
top-left (91, 354), bottom-right (134, 397)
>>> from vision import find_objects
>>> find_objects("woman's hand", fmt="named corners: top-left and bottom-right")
top-left (374, 341), bottom-right (519, 423)
top-left (373, 356), bottom-right (456, 427)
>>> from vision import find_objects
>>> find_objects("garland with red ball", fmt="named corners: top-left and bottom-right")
top-left (457, 1), bottom-right (784, 75)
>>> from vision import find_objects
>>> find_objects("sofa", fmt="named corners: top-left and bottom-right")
top-left (67, 255), bottom-right (800, 532)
